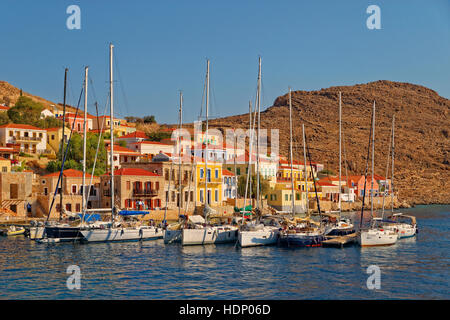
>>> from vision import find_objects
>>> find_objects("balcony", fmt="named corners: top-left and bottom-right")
top-left (132, 189), bottom-right (158, 197)
top-left (14, 136), bottom-right (42, 143)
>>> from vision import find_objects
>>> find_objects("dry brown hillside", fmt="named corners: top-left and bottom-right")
top-left (208, 80), bottom-right (450, 205)
top-left (0, 81), bottom-right (76, 112)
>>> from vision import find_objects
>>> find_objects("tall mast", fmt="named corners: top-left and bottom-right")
top-left (256, 57), bottom-right (261, 209)
top-left (244, 101), bottom-right (252, 217)
top-left (60, 68), bottom-right (68, 221)
top-left (371, 101), bottom-right (375, 219)
top-left (82, 66), bottom-right (88, 218)
top-left (302, 124), bottom-right (308, 215)
top-left (204, 59), bottom-right (210, 214)
top-left (178, 91), bottom-right (183, 218)
top-left (338, 91), bottom-right (342, 219)
top-left (233, 128), bottom-right (237, 208)
top-left (289, 88), bottom-right (295, 215)
top-left (391, 114), bottom-right (395, 213)
top-left (109, 43), bottom-right (115, 222)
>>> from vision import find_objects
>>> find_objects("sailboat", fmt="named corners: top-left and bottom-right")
top-left (325, 92), bottom-right (355, 236)
top-left (181, 59), bottom-right (238, 246)
top-left (278, 94), bottom-right (325, 247)
top-left (357, 101), bottom-right (398, 247)
top-left (40, 67), bottom-right (96, 242)
top-left (381, 115), bottom-right (417, 239)
top-left (163, 91), bottom-right (185, 244)
top-left (238, 58), bottom-right (281, 247)
top-left (81, 43), bottom-right (163, 243)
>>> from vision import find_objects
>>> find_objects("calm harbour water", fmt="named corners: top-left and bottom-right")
top-left (0, 205), bottom-right (448, 300)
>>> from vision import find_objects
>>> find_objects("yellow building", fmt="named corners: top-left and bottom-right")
top-left (195, 159), bottom-right (223, 205)
top-left (46, 127), bottom-right (71, 155)
top-left (267, 179), bottom-right (322, 213)
top-left (0, 157), bottom-right (11, 172)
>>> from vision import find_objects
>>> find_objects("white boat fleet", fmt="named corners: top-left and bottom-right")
top-left (18, 45), bottom-right (417, 249)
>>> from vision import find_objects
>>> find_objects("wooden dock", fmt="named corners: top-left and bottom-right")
top-left (322, 233), bottom-right (357, 248)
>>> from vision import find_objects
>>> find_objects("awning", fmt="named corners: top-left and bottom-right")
top-left (118, 210), bottom-right (149, 216)
top-left (77, 213), bottom-right (101, 222)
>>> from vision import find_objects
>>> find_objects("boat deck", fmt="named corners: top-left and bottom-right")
top-left (322, 233), bottom-right (357, 248)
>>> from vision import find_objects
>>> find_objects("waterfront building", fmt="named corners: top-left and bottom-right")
top-left (0, 171), bottom-right (34, 216)
top-left (195, 158), bottom-right (223, 205)
top-left (128, 140), bottom-right (174, 157)
top-left (37, 169), bottom-right (101, 218)
top-left (222, 169), bottom-right (237, 201)
top-left (267, 180), bottom-right (309, 213)
top-left (100, 167), bottom-right (164, 210)
top-left (120, 157), bottom-right (197, 212)
top-left (106, 144), bottom-right (143, 170)
top-left (0, 124), bottom-right (47, 154)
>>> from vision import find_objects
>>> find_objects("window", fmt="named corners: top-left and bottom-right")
top-left (215, 190), bottom-right (218, 202)
top-left (296, 193), bottom-right (300, 200)
top-left (72, 185), bottom-right (77, 194)
top-left (2, 167), bottom-right (7, 172)
top-left (200, 168), bottom-right (204, 178)
top-left (155, 182), bottom-right (159, 190)
top-left (9, 131), bottom-right (13, 137)
top-left (126, 181), bottom-right (130, 190)
top-left (190, 191), bottom-right (194, 202)
top-left (207, 169), bottom-right (211, 182)
top-left (237, 168), bottom-right (240, 175)
top-left (215, 169), bottom-right (219, 179)
top-left (44, 187), bottom-right (48, 195)
top-left (171, 191), bottom-right (175, 202)
top-left (76, 203), bottom-right (81, 212)
top-left (200, 190), bottom-right (204, 203)
top-left (285, 194), bottom-right (288, 201)
top-left (39, 133), bottom-right (43, 138)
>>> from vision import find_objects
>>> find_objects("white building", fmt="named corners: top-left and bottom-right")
top-left (0, 124), bottom-right (47, 154)
top-left (222, 169), bottom-right (237, 201)
top-left (129, 141), bottom-right (174, 156)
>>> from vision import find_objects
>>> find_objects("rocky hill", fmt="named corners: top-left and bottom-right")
top-left (0, 81), bottom-right (76, 112)
top-left (208, 80), bottom-right (450, 205)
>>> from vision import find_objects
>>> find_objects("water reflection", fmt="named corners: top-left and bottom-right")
top-left (0, 205), bottom-right (448, 299)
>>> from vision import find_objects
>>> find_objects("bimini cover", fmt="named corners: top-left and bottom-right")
top-left (118, 210), bottom-right (149, 216)
top-left (188, 215), bottom-right (205, 224)
top-left (77, 213), bottom-right (101, 222)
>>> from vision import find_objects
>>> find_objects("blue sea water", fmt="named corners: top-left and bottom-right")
top-left (0, 205), bottom-right (448, 300)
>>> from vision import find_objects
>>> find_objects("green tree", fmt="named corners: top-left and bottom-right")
top-left (0, 112), bottom-right (10, 125)
top-left (237, 174), bottom-right (270, 199)
top-left (147, 131), bottom-right (171, 142)
top-left (143, 115), bottom-right (156, 124)
top-left (47, 132), bottom-right (107, 175)
top-left (7, 96), bottom-right (44, 125)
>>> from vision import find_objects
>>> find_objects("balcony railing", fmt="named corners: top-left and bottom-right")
top-left (14, 136), bottom-right (42, 143)
top-left (132, 189), bottom-right (158, 197)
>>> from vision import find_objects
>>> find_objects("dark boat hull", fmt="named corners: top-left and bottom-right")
top-left (44, 226), bottom-right (84, 241)
top-left (326, 228), bottom-right (355, 237)
top-left (279, 234), bottom-right (324, 247)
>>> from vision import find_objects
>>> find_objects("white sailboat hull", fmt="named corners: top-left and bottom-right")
top-left (182, 226), bottom-right (238, 246)
top-left (81, 226), bottom-right (163, 242)
top-left (358, 229), bottom-right (398, 247)
top-left (238, 227), bottom-right (280, 247)
top-left (384, 223), bottom-right (416, 239)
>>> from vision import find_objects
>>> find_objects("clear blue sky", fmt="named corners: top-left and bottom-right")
top-left (1, 0), bottom-right (449, 123)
